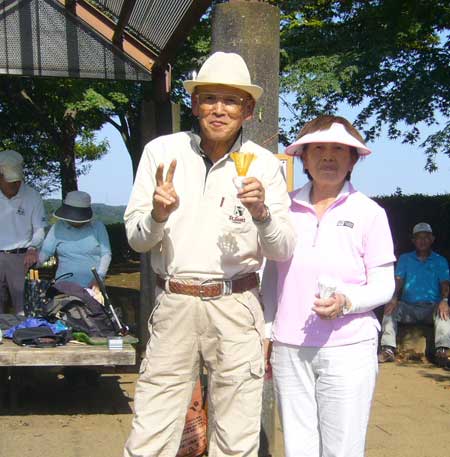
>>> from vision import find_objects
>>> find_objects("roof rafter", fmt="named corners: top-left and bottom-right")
top-left (112, 0), bottom-right (137, 48)
top-left (57, 0), bottom-right (157, 71)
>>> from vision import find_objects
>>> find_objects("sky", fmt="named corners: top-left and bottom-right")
top-left (75, 107), bottom-right (450, 206)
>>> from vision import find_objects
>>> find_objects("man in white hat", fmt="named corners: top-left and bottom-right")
top-left (123, 52), bottom-right (296, 456)
top-left (379, 222), bottom-right (450, 367)
top-left (0, 150), bottom-right (47, 314)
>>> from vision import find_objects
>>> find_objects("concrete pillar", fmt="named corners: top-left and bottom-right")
top-left (211, 1), bottom-right (280, 153)
top-left (212, 3), bottom-right (281, 456)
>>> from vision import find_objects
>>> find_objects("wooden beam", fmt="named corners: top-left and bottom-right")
top-left (112, 0), bottom-right (137, 47)
top-left (65, 0), bottom-right (76, 14)
top-left (57, 0), bottom-right (156, 72)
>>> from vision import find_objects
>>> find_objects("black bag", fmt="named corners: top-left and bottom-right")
top-left (49, 296), bottom-right (116, 337)
top-left (12, 327), bottom-right (72, 348)
top-left (23, 278), bottom-right (53, 317)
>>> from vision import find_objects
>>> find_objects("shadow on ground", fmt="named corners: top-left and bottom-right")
top-left (393, 359), bottom-right (450, 384)
top-left (0, 368), bottom-right (135, 415)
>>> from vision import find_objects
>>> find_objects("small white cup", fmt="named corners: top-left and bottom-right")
top-left (317, 275), bottom-right (338, 299)
top-left (108, 336), bottom-right (123, 351)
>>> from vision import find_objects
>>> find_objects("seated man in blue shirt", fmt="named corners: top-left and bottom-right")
top-left (379, 222), bottom-right (450, 366)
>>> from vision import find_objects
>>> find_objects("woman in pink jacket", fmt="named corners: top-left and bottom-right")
top-left (263, 115), bottom-right (395, 457)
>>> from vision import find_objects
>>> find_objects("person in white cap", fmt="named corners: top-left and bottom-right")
top-left (262, 115), bottom-right (395, 457)
top-left (38, 191), bottom-right (112, 288)
top-left (123, 52), bottom-right (296, 457)
top-left (379, 222), bottom-right (450, 367)
top-left (0, 150), bottom-right (47, 314)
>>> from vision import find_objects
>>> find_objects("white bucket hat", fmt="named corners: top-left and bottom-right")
top-left (285, 122), bottom-right (372, 157)
top-left (412, 222), bottom-right (433, 235)
top-left (183, 52), bottom-right (263, 101)
top-left (0, 150), bottom-right (24, 182)
top-left (54, 191), bottom-right (93, 223)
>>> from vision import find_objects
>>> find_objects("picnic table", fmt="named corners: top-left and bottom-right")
top-left (0, 338), bottom-right (136, 367)
top-left (0, 337), bottom-right (136, 408)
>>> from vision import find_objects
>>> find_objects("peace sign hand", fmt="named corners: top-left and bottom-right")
top-left (151, 160), bottom-right (179, 222)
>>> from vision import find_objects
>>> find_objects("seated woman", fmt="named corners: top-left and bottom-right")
top-left (39, 191), bottom-right (112, 289)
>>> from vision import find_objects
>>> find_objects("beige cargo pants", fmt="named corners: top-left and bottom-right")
top-left (124, 287), bottom-right (265, 457)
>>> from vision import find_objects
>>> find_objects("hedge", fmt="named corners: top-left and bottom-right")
top-left (375, 194), bottom-right (450, 260)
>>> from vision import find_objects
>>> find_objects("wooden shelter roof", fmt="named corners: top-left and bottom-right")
top-left (0, 0), bottom-right (212, 80)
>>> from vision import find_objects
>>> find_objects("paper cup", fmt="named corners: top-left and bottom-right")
top-left (317, 275), bottom-right (338, 299)
top-left (108, 336), bottom-right (123, 351)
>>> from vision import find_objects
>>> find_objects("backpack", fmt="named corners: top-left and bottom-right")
top-left (48, 295), bottom-right (116, 337)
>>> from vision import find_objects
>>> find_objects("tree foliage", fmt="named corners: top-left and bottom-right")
top-left (270, 0), bottom-right (450, 170)
top-left (1, 0), bottom-right (448, 198)
top-left (0, 77), bottom-right (109, 197)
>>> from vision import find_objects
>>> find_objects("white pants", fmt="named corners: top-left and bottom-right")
top-left (271, 339), bottom-right (378, 457)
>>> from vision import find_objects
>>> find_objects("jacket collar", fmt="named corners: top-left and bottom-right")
top-left (291, 180), bottom-right (355, 211)
top-left (188, 123), bottom-right (244, 158)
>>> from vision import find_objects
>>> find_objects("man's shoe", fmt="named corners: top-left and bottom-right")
top-left (435, 347), bottom-right (449, 368)
top-left (378, 346), bottom-right (395, 363)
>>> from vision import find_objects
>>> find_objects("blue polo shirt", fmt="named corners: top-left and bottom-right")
top-left (396, 251), bottom-right (450, 303)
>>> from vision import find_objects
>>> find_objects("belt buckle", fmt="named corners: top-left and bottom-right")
top-left (199, 279), bottom-right (232, 300)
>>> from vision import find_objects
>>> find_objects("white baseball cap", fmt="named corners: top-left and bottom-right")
top-left (412, 222), bottom-right (433, 235)
top-left (0, 150), bottom-right (24, 182)
top-left (285, 122), bottom-right (372, 157)
top-left (183, 52), bottom-right (263, 101)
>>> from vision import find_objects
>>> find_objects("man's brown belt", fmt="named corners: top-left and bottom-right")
top-left (156, 273), bottom-right (259, 299)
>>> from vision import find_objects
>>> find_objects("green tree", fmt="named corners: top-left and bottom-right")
top-left (0, 77), bottom-right (109, 197)
top-left (271, 0), bottom-right (449, 170)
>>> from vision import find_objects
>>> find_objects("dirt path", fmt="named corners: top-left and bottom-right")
top-left (367, 362), bottom-right (450, 457)
top-left (1, 266), bottom-right (448, 456)
top-left (0, 361), bottom-right (448, 457)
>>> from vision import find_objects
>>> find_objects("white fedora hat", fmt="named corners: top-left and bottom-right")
top-left (183, 52), bottom-right (263, 101)
top-left (285, 122), bottom-right (372, 157)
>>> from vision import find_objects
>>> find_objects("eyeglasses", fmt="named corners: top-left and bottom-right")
top-left (196, 92), bottom-right (249, 112)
